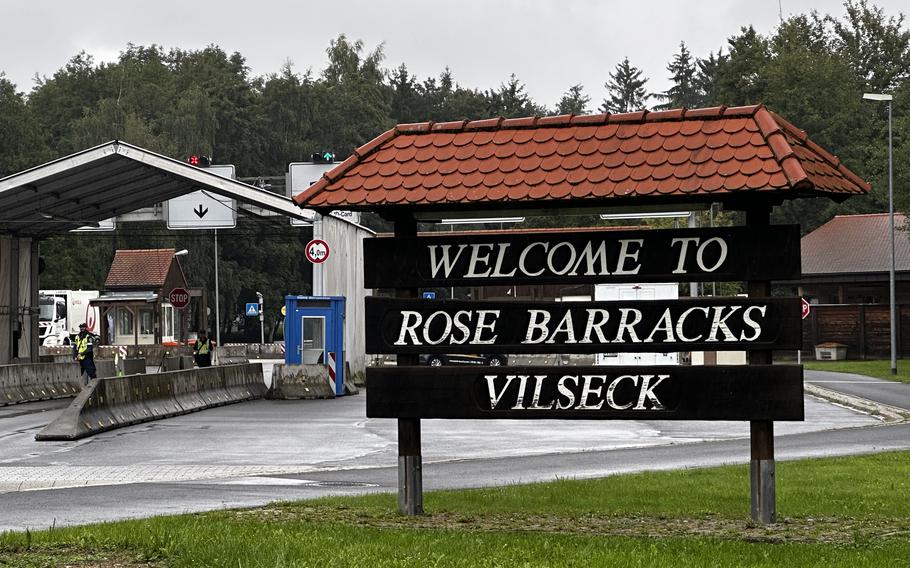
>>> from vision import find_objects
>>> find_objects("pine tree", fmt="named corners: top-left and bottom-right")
top-left (655, 42), bottom-right (701, 110)
top-left (601, 57), bottom-right (650, 113)
top-left (556, 84), bottom-right (590, 115)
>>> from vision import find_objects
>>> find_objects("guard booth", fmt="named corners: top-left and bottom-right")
top-left (284, 295), bottom-right (346, 396)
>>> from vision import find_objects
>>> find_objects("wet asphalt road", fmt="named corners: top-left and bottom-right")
top-left (0, 369), bottom-right (907, 532)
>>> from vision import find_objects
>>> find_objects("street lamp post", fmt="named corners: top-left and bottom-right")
top-left (863, 92), bottom-right (896, 375)
top-left (256, 291), bottom-right (265, 345)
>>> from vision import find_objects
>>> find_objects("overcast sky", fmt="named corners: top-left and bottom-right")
top-left (1, 1), bottom-right (906, 110)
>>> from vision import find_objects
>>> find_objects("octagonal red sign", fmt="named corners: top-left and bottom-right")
top-left (169, 287), bottom-right (190, 309)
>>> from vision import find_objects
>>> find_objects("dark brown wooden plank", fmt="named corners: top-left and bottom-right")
top-left (364, 225), bottom-right (801, 288)
top-left (366, 365), bottom-right (804, 421)
top-left (366, 297), bottom-right (803, 354)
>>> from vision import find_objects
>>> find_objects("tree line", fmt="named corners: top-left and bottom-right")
top-left (0, 0), bottom-right (907, 339)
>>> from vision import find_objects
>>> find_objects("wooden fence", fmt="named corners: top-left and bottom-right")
top-left (802, 303), bottom-right (910, 360)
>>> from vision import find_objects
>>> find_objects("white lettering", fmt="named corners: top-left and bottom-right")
top-left (473, 310), bottom-right (500, 344)
top-left (606, 375), bottom-right (637, 410)
top-left (490, 243), bottom-right (518, 277)
top-left (707, 306), bottom-right (742, 342)
top-left (581, 309), bottom-right (610, 343)
top-left (556, 375), bottom-right (578, 410)
top-left (634, 374), bottom-right (668, 410)
top-left (512, 375), bottom-right (529, 409)
top-left (614, 308), bottom-right (643, 343)
top-left (644, 308), bottom-right (676, 343)
top-left (485, 375), bottom-right (514, 409)
top-left (394, 311), bottom-right (423, 345)
top-left (523, 310), bottom-right (551, 344)
top-left (527, 375), bottom-right (554, 410)
top-left (546, 242), bottom-right (577, 276)
top-left (518, 242), bottom-right (548, 277)
top-left (546, 311), bottom-right (576, 344)
top-left (428, 244), bottom-right (468, 278)
top-left (614, 239), bottom-right (643, 275)
top-left (465, 244), bottom-right (494, 278)
top-left (696, 237), bottom-right (728, 273)
top-left (671, 237), bottom-right (700, 274)
top-left (568, 241), bottom-right (611, 276)
top-left (451, 310), bottom-right (472, 344)
top-left (577, 375), bottom-right (605, 410)
top-left (740, 305), bottom-right (766, 341)
top-left (422, 311), bottom-right (452, 345)
top-left (676, 306), bottom-right (709, 342)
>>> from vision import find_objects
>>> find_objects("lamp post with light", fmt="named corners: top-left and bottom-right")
top-left (862, 92), bottom-right (896, 375)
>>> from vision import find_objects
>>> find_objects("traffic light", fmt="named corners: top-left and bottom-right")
top-left (311, 151), bottom-right (335, 164)
top-left (188, 155), bottom-right (211, 167)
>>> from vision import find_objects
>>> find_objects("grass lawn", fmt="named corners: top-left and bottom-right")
top-left (2, 452), bottom-right (910, 567)
top-left (802, 358), bottom-right (910, 384)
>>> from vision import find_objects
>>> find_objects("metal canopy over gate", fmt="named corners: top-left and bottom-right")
top-left (0, 140), bottom-right (314, 366)
top-left (0, 140), bottom-right (313, 237)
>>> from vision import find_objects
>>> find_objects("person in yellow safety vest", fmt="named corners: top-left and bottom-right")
top-left (72, 322), bottom-right (98, 384)
top-left (194, 330), bottom-right (214, 367)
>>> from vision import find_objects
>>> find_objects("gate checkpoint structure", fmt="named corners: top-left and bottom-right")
top-left (294, 104), bottom-right (870, 523)
top-left (0, 140), bottom-right (313, 365)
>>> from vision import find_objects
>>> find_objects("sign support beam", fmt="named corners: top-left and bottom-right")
top-left (747, 205), bottom-right (776, 524)
top-left (394, 214), bottom-right (423, 516)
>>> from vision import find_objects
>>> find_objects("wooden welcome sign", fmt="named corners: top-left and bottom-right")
top-left (368, 365), bottom-right (804, 421)
top-left (365, 224), bottom-right (804, 423)
top-left (365, 225), bottom-right (800, 287)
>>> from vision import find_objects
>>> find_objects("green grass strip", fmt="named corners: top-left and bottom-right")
top-left (803, 358), bottom-right (910, 383)
top-left (2, 451), bottom-right (909, 567)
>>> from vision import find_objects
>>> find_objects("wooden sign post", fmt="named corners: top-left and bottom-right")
top-left (371, 221), bottom-right (803, 522)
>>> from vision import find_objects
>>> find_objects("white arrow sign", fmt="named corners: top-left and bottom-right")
top-left (167, 165), bottom-right (238, 230)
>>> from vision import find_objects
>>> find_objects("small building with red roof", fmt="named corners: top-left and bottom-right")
top-left (93, 248), bottom-right (198, 346)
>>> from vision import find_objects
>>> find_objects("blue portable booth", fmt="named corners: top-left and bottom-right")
top-left (284, 295), bottom-right (346, 396)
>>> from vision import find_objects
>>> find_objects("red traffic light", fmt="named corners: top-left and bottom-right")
top-left (188, 155), bottom-right (211, 167)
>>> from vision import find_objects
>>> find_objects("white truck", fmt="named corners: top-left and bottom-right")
top-left (38, 290), bottom-right (101, 347)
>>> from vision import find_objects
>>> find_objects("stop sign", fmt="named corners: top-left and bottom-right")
top-left (169, 287), bottom-right (190, 309)
top-left (801, 298), bottom-right (811, 320)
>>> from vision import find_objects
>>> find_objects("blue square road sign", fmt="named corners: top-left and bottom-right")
top-left (245, 303), bottom-right (260, 317)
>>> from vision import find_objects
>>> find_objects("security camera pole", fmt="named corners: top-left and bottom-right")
top-left (256, 291), bottom-right (265, 345)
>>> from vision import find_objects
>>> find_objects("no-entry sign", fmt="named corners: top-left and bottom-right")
top-left (306, 239), bottom-right (330, 263)
top-left (168, 287), bottom-right (190, 309)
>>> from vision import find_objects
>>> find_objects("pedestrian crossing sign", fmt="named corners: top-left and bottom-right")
top-left (245, 303), bottom-right (260, 317)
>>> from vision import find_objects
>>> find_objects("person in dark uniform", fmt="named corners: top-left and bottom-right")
top-left (194, 331), bottom-right (214, 367)
top-left (72, 323), bottom-right (98, 385)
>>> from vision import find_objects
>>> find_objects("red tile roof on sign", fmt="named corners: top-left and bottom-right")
top-left (802, 214), bottom-right (910, 276)
top-left (294, 105), bottom-right (870, 211)
top-left (104, 249), bottom-right (181, 289)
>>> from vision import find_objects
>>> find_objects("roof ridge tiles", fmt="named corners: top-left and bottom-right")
top-left (432, 120), bottom-right (468, 131)
top-left (683, 105), bottom-right (726, 119)
top-left (395, 122), bottom-right (434, 134)
top-left (465, 117), bottom-right (503, 130)
top-left (501, 117), bottom-right (538, 128)
top-left (570, 113), bottom-right (609, 125)
top-left (645, 109), bottom-right (686, 121)
top-left (537, 114), bottom-right (574, 126)
top-left (608, 110), bottom-right (648, 123)
top-left (723, 104), bottom-right (762, 117)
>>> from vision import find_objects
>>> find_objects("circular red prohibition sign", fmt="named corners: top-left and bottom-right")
top-left (305, 239), bottom-right (330, 264)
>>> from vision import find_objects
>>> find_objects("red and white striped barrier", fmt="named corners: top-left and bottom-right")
top-left (327, 351), bottom-right (336, 394)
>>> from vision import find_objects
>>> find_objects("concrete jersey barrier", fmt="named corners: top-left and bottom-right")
top-left (0, 362), bottom-right (83, 405)
top-left (266, 364), bottom-right (336, 400)
top-left (35, 363), bottom-right (266, 441)
top-left (0, 360), bottom-right (147, 406)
